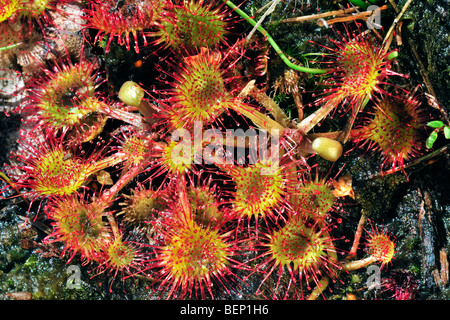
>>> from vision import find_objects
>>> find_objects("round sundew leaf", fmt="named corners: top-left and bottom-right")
top-left (366, 226), bottom-right (396, 265)
top-left (26, 60), bottom-right (105, 132)
top-left (0, 0), bottom-right (19, 22)
top-left (157, 0), bottom-right (228, 51)
top-left (33, 149), bottom-right (94, 196)
top-left (47, 196), bottom-right (112, 261)
top-left (229, 161), bottom-right (284, 219)
top-left (107, 238), bottom-right (136, 270)
top-left (352, 93), bottom-right (426, 170)
top-left (155, 218), bottom-right (234, 299)
top-left (167, 49), bottom-right (237, 129)
top-left (84, 0), bottom-right (163, 53)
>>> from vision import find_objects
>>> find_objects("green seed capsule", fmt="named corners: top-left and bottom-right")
top-left (118, 81), bottom-right (144, 107)
top-left (312, 137), bottom-right (343, 162)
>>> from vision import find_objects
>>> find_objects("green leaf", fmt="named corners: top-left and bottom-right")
top-left (426, 130), bottom-right (438, 149)
top-left (387, 50), bottom-right (399, 61)
top-left (427, 120), bottom-right (445, 128)
top-left (444, 126), bottom-right (450, 139)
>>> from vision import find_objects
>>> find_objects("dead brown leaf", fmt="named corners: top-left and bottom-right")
top-left (331, 174), bottom-right (355, 199)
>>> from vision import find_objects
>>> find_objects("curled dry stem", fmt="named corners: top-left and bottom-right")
top-left (317, 5), bottom-right (388, 28)
top-left (275, 7), bottom-right (359, 24)
top-left (382, 0), bottom-right (414, 53)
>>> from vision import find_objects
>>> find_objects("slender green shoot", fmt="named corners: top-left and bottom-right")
top-left (0, 42), bottom-right (23, 51)
top-left (223, 0), bottom-right (328, 75)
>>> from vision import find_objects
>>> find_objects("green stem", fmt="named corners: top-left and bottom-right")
top-left (0, 42), bottom-right (23, 51)
top-left (347, 0), bottom-right (370, 9)
top-left (223, 0), bottom-right (327, 75)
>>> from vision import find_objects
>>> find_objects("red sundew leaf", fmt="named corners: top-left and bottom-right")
top-left (83, 0), bottom-right (163, 53)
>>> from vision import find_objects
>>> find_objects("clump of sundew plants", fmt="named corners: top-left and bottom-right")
top-left (0, 0), bottom-right (448, 301)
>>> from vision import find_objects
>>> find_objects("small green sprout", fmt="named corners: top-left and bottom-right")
top-left (426, 120), bottom-right (450, 149)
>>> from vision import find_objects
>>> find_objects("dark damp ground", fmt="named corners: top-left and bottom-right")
top-left (0, 0), bottom-right (449, 300)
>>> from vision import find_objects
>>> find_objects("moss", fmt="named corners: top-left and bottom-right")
top-left (0, 206), bottom-right (101, 299)
top-left (354, 172), bottom-right (408, 219)
top-left (0, 253), bottom-right (97, 299)
top-left (399, 0), bottom-right (450, 113)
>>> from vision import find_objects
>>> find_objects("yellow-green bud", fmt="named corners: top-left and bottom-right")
top-left (312, 137), bottom-right (343, 162)
top-left (118, 81), bottom-right (144, 107)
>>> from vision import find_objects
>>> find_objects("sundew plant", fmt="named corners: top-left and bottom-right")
top-left (0, 0), bottom-right (448, 301)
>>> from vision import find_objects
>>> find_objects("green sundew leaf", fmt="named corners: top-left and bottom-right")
top-left (426, 130), bottom-right (438, 149)
top-left (427, 120), bottom-right (445, 128)
top-left (444, 126), bottom-right (450, 139)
